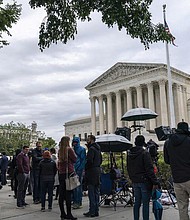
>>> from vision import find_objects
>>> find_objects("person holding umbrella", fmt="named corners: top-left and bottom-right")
top-left (127, 135), bottom-right (159, 220)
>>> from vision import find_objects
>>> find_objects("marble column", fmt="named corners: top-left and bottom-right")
top-left (183, 86), bottom-right (188, 121)
top-left (98, 95), bottom-right (104, 135)
top-left (159, 80), bottom-right (168, 125)
top-left (107, 93), bottom-right (114, 133)
top-left (136, 85), bottom-right (143, 107)
top-left (177, 84), bottom-right (185, 122)
top-left (115, 90), bottom-right (122, 127)
top-left (147, 82), bottom-right (156, 130)
top-left (126, 87), bottom-right (133, 127)
top-left (90, 96), bottom-right (96, 135)
top-left (126, 88), bottom-right (132, 110)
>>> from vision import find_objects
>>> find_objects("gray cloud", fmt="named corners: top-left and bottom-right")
top-left (0, 0), bottom-right (189, 143)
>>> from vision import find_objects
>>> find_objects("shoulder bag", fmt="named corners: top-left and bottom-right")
top-left (65, 148), bottom-right (80, 191)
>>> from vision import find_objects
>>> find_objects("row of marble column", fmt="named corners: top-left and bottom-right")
top-left (90, 80), bottom-right (188, 135)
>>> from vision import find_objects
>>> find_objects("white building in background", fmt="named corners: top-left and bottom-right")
top-left (64, 62), bottom-right (190, 143)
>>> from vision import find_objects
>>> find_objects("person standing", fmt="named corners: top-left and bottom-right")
top-left (39, 150), bottom-right (57, 212)
top-left (58, 136), bottom-right (77, 220)
top-left (0, 152), bottom-right (8, 185)
top-left (72, 137), bottom-right (86, 209)
top-left (164, 122), bottom-right (190, 220)
top-left (83, 135), bottom-right (102, 218)
top-left (16, 146), bottom-right (30, 208)
top-left (32, 141), bottom-right (43, 204)
top-left (50, 147), bottom-right (59, 200)
top-left (127, 135), bottom-right (158, 220)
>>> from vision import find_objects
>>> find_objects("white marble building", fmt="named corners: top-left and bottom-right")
top-left (64, 62), bottom-right (190, 143)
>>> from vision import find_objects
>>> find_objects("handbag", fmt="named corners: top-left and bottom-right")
top-left (65, 148), bottom-right (80, 191)
top-left (65, 172), bottom-right (80, 191)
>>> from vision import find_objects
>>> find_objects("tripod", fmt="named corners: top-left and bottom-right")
top-left (152, 156), bottom-right (176, 207)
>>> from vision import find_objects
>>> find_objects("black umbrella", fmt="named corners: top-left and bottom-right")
top-left (95, 134), bottom-right (132, 152)
top-left (121, 107), bottom-right (158, 121)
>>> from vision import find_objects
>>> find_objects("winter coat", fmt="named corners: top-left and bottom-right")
top-left (85, 143), bottom-right (102, 186)
top-left (164, 131), bottom-right (190, 183)
top-left (72, 137), bottom-right (86, 172)
top-left (127, 146), bottom-right (158, 186)
top-left (39, 158), bottom-right (57, 182)
top-left (0, 155), bottom-right (8, 171)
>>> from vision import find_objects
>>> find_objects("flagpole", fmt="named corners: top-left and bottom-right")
top-left (163, 4), bottom-right (176, 128)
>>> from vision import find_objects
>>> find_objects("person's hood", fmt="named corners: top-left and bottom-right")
top-left (72, 137), bottom-right (80, 148)
top-left (128, 146), bottom-right (144, 159)
top-left (169, 133), bottom-right (188, 147)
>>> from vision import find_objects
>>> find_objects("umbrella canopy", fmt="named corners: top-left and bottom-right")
top-left (95, 134), bottom-right (132, 152)
top-left (121, 107), bottom-right (158, 121)
top-left (152, 190), bottom-right (163, 220)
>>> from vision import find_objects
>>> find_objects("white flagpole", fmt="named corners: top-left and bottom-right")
top-left (163, 4), bottom-right (176, 128)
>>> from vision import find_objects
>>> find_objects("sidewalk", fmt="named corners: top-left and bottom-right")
top-left (0, 184), bottom-right (179, 220)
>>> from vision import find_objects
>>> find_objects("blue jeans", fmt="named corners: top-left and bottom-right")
top-left (33, 169), bottom-right (41, 202)
top-left (41, 180), bottom-right (54, 208)
top-left (88, 184), bottom-right (100, 215)
top-left (133, 183), bottom-right (151, 220)
top-left (73, 170), bottom-right (83, 205)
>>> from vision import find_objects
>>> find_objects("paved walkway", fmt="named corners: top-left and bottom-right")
top-left (0, 184), bottom-right (180, 220)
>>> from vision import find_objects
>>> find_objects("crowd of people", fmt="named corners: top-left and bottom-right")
top-left (0, 122), bottom-right (190, 220)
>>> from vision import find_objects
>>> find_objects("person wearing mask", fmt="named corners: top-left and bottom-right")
top-left (164, 122), bottom-right (190, 220)
top-left (16, 146), bottom-right (30, 208)
top-left (58, 136), bottom-right (77, 220)
top-left (83, 135), bottom-right (102, 218)
top-left (72, 137), bottom-right (86, 209)
top-left (39, 150), bottom-right (57, 212)
top-left (127, 135), bottom-right (158, 220)
top-left (32, 141), bottom-right (43, 204)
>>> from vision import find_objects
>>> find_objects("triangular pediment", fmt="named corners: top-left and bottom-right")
top-left (85, 62), bottom-right (165, 90)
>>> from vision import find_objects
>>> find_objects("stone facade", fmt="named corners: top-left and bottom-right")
top-left (64, 62), bottom-right (190, 144)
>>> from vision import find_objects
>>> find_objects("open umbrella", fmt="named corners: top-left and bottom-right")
top-left (95, 134), bottom-right (132, 152)
top-left (152, 189), bottom-right (163, 220)
top-left (121, 107), bottom-right (158, 121)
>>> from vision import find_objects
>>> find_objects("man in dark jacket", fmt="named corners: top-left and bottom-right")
top-left (127, 135), bottom-right (158, 220)
top-left (164, 122), bottom-right (190, 220)
top-left (0, 152), bottom-right (8, 185)
top-left (83, 135), bottom-right (102, 218)
top-left (32, 141), bottom-right (43, 204)
top-left (16, 146), bottom-right (30, 208)
top-left (72, 137), bottom-right (86, 209)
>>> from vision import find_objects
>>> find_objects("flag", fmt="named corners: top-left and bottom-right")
top-left (164, 19), bottom-right (177, 46)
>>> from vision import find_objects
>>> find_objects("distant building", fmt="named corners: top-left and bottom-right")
top-left (64, 62), bottom-right (190, 143)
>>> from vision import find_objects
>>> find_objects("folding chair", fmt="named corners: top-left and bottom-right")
top-left (99, 173), bottom-right (117, 210)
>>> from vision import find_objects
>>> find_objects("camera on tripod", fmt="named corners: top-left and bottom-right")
top-left (115, 127), bottom-right (131, 141)
top-left (154, 126), bottom-right (174, 141)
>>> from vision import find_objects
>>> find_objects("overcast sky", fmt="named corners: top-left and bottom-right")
top-left (0, 0), bottom-right (190, 143)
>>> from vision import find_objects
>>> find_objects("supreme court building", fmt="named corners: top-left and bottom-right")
top-left (64, 62), bottom-right (190, 142)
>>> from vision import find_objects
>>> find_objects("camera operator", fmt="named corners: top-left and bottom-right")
top-left (164, 122), bottom-right (190, 220)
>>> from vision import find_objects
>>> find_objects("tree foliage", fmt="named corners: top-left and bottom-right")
top-left (0, 0), bottom-right (21, 48)
top-left (0, 121), bottom-right (56, 155)
top-left (29, 0), bottom-right (171, 51)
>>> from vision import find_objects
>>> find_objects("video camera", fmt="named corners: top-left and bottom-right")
top-left (115, 127), bottom-right (131, 141)
top-left (154, 126), bottom-right (174, 141)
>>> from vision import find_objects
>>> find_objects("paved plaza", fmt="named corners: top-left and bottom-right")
top-left (0, 183), bottom-right (181, 220)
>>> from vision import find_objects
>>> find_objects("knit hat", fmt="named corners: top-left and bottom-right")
top-left (134, 135), bottom-right (145, 146)
top-left (43, 150), bottom-right (51, 159)
top-left (176, 122), bottom-right (189, 133)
